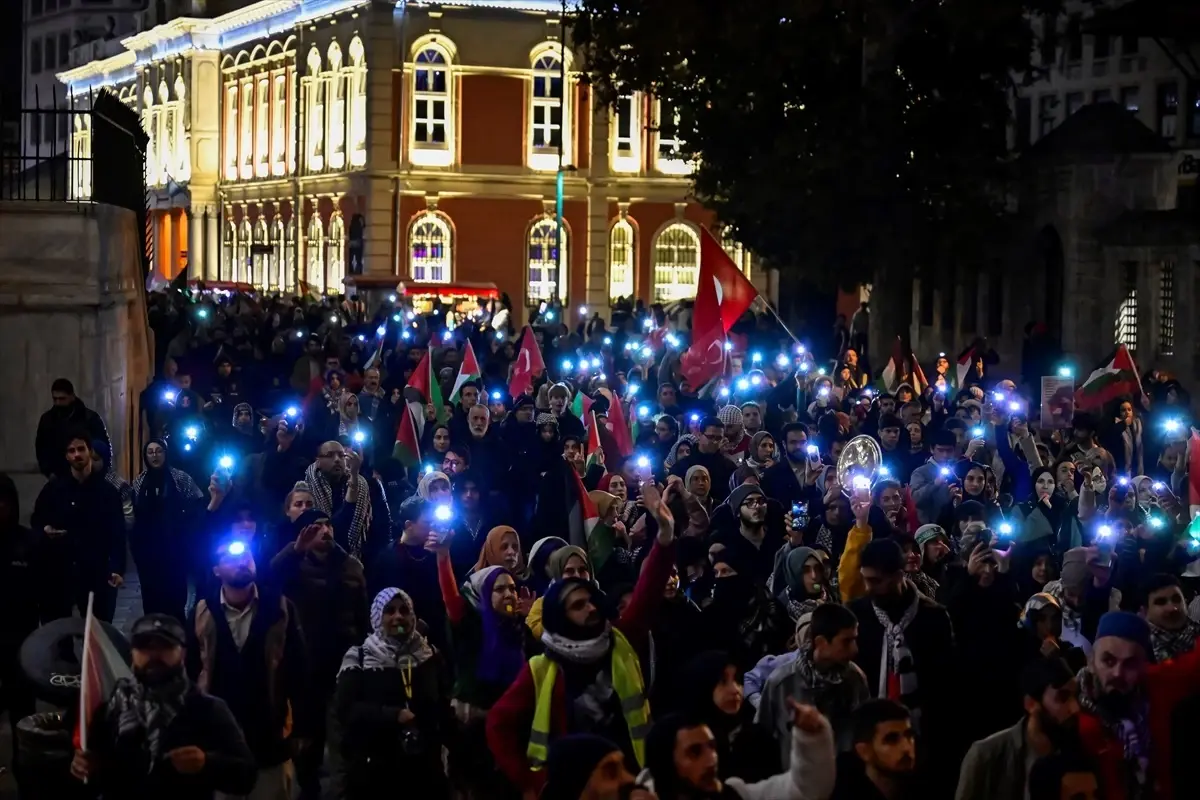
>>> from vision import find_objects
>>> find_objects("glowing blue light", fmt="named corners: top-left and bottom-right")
top-left (775, 354), bottom-right (789, 368)
top-left (638, 405), bottom-right (650, 418)
top-left (389, 294), bottom-right (397, 302)
top-left (852, 475), bottom-right (871, 490)
top-left (197, 308), bottom-right (208, 319)
top-left (226, 541), bottom-right (246, 556)
top-left (424, 464), bottom-right (434, 474)
top-left (329, 315), bottom-right (338, 324)
top-left (401, 330), bottom-right (412, 340)
top-left (1058, 365), bottom-right (1073, 378)
top-left (562, 359), bottom-right (574, 371)
top-left (376, 325), bottom-right (386, 337)
top-left (406, 311), bottom-right (416, 320)
top-left (496, 331), bottom-right (504, 340)
top-left (640, 347), bottom-right (653, 359)
top-left (878, 465), bottom-right (891, 477)
top-left (862, 388), bottom-right (872, 397)
top-left (544, 311), bottom-right (555, 321)
top-left (736, 378), bottom-right (750, 391)
top-left (356, 334), bottom-right (366, 342)
top-left (636, 455), bottom-right (650, 469)
top-left (719, 387), bottom-right (730, 398)
top-left (591, 358), bottom-right (602, 369)
top-left (751, 352), bottom-right (762, 363)
top-left (1118, 476), bottom-right (1129, 486)
top-left (597, 373), bottom-right (607, 381)
top-left (800, 363), bottom-right (810, 373)
top-left (666, 334), bottom-right (681, 348)
top-left (163, 390), bottom-right (176, 402)
top-left (806, 444), bottom-right (819, 455)
top-left (971, 427), bottom-right (984, 437)
top-left (185, 426), bottom-right (199, 440)
top-left (578, 305), bottom-right (587, 315)
top-left (1009, 401), bottom-right (1021, 412)
top-left (1098, 524), bottom-right (1113, 539)
top-left (818, 386), bottom-right (830, 397)
top-left (603, 336), bottom-right (612, 345)
top-left (184, 443), bottom-right (192, 452)
top-left (939, 467), bottom-right (951, 477)
top-left (491, 391), bottom-right (502, 401)
top-left (938, 352), bottom-right (946, 358)
top-left (992, 391), bottom-right (1005, 402)
top-left (1150, 516), bottom-right (1165, 530)
top-left (434, 504), bottom-right (453, 522)
top-left (1154, 481), bottom-right (1166, 492)
top-left (629, 384), bottom-right (640, 395)
top-left (353, 431), bottom-right (366, 444)
top-left (1165, 419), bottom-right (1182, 433)
top-left (643, 318), bottom-right (653, 329)
top-left (723, 341), bottom-right (733, 352)
top-left (295, 330), bottom-right (304, 338)
top-left (999, 522), bottom-right (1014, 536)
top-left (442, 330), bottom-right (452, 341)
top-left (286, 406), bottom-right (299, 418)
top-left (817, 367), bottom-right (827, 377)
top-left (690, 413), bottom-right (700, 422)
top-left (624, 342), bottom-right (633, 351)
top-left (392, 314), bottom-right (402, 322)
top-left (217, 455), bottom-right (234, 470)
top-left (795, 344), bottom-right (805, 354)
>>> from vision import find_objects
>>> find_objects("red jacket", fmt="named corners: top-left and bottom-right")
top-left (485, 538), bottom-right (676, 793)
top-left (1079, 640), bottom-right (1200, 800)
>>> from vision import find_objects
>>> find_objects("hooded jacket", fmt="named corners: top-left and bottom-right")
top-left (35, 397), bottom-right (110, 478)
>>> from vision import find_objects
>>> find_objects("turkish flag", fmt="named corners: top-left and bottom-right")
top-left (508, 325), bottom-right (545, 398)
top-left (680, 322), bottom-right (727, 389)
top-left (695, 227), bottom-right (759, 335)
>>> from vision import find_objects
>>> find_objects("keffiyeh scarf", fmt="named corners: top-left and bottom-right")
top-left (541, 627), bottom-right (612, 665)
top-left (794, 643), bottom-right (845, 693)
top-left (1149, 618), bottom-right (1200, 663)
top-left (340, 587), bottom-right (434, 674)
top-left (108, 675), bottom-right (189, 770)
top-left (305, 462), bottom-right (370, 559)
top-left (1077, 667), bottom-right (1150, 796)
top-left (872, 592), bottom-right (921, 727)
top-left (132, 467), bottom-right (202, 500)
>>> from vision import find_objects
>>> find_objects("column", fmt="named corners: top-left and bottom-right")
top-left (205, 204), bottom-right (220, 281)
top-left (584, 100), bottom-right (610, 311)
top-left (169, 209), bottom-right (182, 279)
top-left (187, 207), bottom-right (202, 276)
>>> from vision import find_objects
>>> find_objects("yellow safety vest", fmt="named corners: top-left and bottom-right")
top-left (526, 628), bottom-right (650, 770)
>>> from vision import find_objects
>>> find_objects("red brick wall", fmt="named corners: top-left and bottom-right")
top-left (460, 74), bottom-right (526, 167)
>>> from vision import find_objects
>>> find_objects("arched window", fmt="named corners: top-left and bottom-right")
top-left (609, 219), bottom-right (634, 302)
top-left (348, 36), bottom-right (367, 167)
top-left (239, 78), bottom-right (254, 178)
top-left (412, 45), bottom-right (452, 167)
top-left (326, 213), bottom-right (345, 295)
top-left (306, 214), bottom-right (324, 292)
top-left (305, 47), bottom-right (325, 171)
top-left (529, 50), bottom-right (566, 170)
top-left (327, 42), bottom-right (345, 170)
top-left (652, 223), bottom-right (700, 302)
top-left (223, 83), bottom-right (238, 180)
top-left (270, 218), bottom-right (285, 291)
top-left (272, 72), bottom-right (287, 175)
top-left (252, 217), bottom-right (268, 288)
top-left (236, 219), bottom-right (252, 284)
top-left (528, 218), bottom-right (564, 304)
top-left (283, 219), bottom-right (296, 293)
top-left (409, 212), bottom-right (451, 283)
top-left (255, 76), bottom-right (270, 177)
top-left (222, 219), bottom-right (236, 281)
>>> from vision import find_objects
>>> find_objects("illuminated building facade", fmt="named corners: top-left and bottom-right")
top-left (59, 0), bottom-right (763, 316)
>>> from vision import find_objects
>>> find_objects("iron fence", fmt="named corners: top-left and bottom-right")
top-left (0, 86), bottom-right (92, 203)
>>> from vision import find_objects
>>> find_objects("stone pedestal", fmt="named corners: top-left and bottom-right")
top-left (0, 201), bottom-right (152, 521)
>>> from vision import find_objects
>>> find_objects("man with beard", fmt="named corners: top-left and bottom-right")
top-left (541, 734), bottom-right (652, 800)
top-left (487, 483), bottom-right (677, 797)
top-left (35, 378), bottom-right (111, 478)
top-left (757, 602), bottom-right (869, 758)
top-left (640, 703), bottom-right (835, 799)
top-left (830, 699), bottom-right (919, 800)
top-left (956, 656), bottom-right (1082, 800)
top-left (670, 417), bottom-right (736, 504)
top-left (1027, 752), bottom-right (1101, 800)
top-left (1077, 610), bottom-right (1200, 800)
top-left (760, 423), bottom-right (820, 511)
top-left (187, 540), bottom-right (311, 800)
top-left (71, 614), bottom-right (258, 798)
top-left (739, 402), bottom-right (763, 437)
top-left (712, 484), bottom-right (778, 585)
top-left (303, 440), bottom-right (376, 560)
top-left (1139, 574), bottom-right (1200, 663)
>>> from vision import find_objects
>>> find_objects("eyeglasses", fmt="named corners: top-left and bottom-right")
top-left (741, 497), bottom-right (767, 508)
top-left (319, 450), bottom-right (346, 459)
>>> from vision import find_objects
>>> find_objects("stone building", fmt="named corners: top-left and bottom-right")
top-left (57, 0), bottom-right (764, 324)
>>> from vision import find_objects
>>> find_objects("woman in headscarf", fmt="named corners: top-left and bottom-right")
top-left (226, 401), bottom-right (261, 456)
top-left (335, 588), bottom-right (449, 799)
top-left (744, 431), bottom-right (777, 476)
top-left (416, 470), bottom-right (453, 504)
top-left (675, 651), bottom-right (780, 784)
top-left (598, 472), bottom-right (640, 530)
top-left (527, 536), bottom-right (568, 595)
top-left (663, 435), bottom-right (697, 473)
top-left (1013, 465), bottom-right (1076, 555)
top-left (525, 545), bottom-right (597, 640)
top-left (131, 438), bottom-right (205, 621)
top-left (685, 464), bottom-right (713, 513)
top-left (337, 391), bottom-right (368, 443)
top-left (702, 549), bottom-right (790, 673)
top-left (774, 547), bottom-right (830, 622)
top-left (473, 525), bottom-right (530, 582)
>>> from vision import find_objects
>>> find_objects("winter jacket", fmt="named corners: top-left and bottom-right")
top-left (955, 719), bottom-right (1028, 800)
top-left (756, 655), bottom-right (870, 760)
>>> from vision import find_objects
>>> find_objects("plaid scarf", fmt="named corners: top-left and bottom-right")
top-left (108, 674), bottom-right (190, 771)
top-left (872, 591), bottom-right (921, 727)
top-left (305, 462), bottom-right (370, 559)
top-left (132, 467), bottom-right (202, 500)
top-left (1077, 667), bottom-right (1149, 796)
top-left (1149, 618), bottom-right (1200, 663)
top-left (794, 643), bottom-right (845, 693)
top-left (909, 571), bottom-right (939, 599)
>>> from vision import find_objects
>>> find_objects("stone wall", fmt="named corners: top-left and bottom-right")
top-left (0, 201), bottom-right (151, 522)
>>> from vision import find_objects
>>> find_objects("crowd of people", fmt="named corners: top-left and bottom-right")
top-left (4, 285), bottom-right (1199, 800)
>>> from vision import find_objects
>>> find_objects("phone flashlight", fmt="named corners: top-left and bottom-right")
top-left (591, 358), bottom-right (602, 369)
top-left (818, 386), bottom-right (830, 398)
top-left (628, 384), bottom-right (640, 396)
top-left (719, 387), bottom-right (731, 398)
top-left (640, 347), bottom-right (653, 359)
top-left (939, 467), bottom-right (951, 477)
top-left (578, 305), bottom-right (587, 316)
top-left (723, 341), bottom-right (733, 352)
top-left (442, 330), bottom-right (452, 341)
top-left (388, 293), bottom-right (397, 302)
top-left (423, 464), bottom-right (434, 475)
top-left (197, 308), bottom-right (209, 319)
top-left (806, 444), bottom-right (819, 456)
top-left (225, 541), bottom-right (247, 556)
top-left (690, 413), bottom-right (700, 422)
top-left (817, 367), bottom-right (826, 376)
top-left (562, 359), bottom-right (574, 371)
top-left (1165, 419), bottom-right (1182, 433)
top-left (992, 391), bottom-right (1005, 402)
top-left (800, 363), bottom-right (810, 372)
top-left (971, 427), bottom-right (984, 437)
top-left (392, 313), bottom-right (402, 322)
top-left (878, 465), bottom-right (891, 477)
top-left (356, 334), bottom-right (366, 342)
top-left (434, 505), bottom-right (453, 523)
top-left (852, 475), bottom-right (871, 491)
top-left (937, 384), bottom-right (948, 394)
top-left (597, 373), bottom-right (606, 381)
top-left (329, 315), bottom-right (338, 324)
top-left (353, 431), bottom-right (367, 445)
top-left (775, 354), bottom-right (790, 368)
top-left (751, 375), bottom-right (762, 386)
top-left (938, 352), bottom-right (946, 358)
top-left (1118, 476), bottom-right (1129, 486)
top-left (1058, 365), bottom-right (1073, 378)
top-left (1008, 401), bottom-right (1020, 412)
top-left (217, 455), bottom-right (234, 470)
top-left (402, 330), bottom-right (412, 340)
top-left (1098, 524), bottom-right (1113, 539)
top-left (295, 330), bottom-right (304, 339)
top-left (1150, 516), bottom-right (1165, 530)
top-left (603, 336), bottom-right (612, 346)
top-left (491, 390), bottom-right (502, 401)
top-left (183, 443), bottom-right (193, 452)
top-left (643, 318), bottom-right (654, 330)
top-left (495, 331), bottom-right (505, 340)
top-left (751, 352), bottom-right (762, 363)
top-left (636, 455), bottom-right (651, 469)
top-left (667, 334), bottom-right (681, 348)
top-left (624, 342), bottom-right (633, 351)
top-left (736, 378), bottom-right (750, 391)
top-left (376, 325), bottom-right (386, 337)
top-left (185, 426), bottom-right (199, 440)
top-left (1153, 481), bottom-right (1166, 492)
top-left (999, 522), bottom-right (1014, 536)
top-left (163, 390), bottom-right (176, 402)
top-left (638, 405), bottom-right (650, 418)
top-left (285, 406), bottom-right (299, 418)
top-left (795, 343), bottom-right (806, 354)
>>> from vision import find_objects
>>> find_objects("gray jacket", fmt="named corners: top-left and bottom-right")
top-left (638, 718), bottom-right (836, 800)
top-left (910, 460), bottom-right (954, 524)
top-left (755, 655), bottom-right (869, 763)
top-left (955, 720), bottom-right (1028, 800)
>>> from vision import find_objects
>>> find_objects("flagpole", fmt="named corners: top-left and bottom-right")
top-left (757, 296), bottom-right (803, 348)
top-left (79, 591), bottom-right (96, 757)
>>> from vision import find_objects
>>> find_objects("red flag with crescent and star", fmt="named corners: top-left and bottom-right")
top-left (681, 228), bottom-right (759, 387)
top-left (508, 325), bottom-right (546, 398)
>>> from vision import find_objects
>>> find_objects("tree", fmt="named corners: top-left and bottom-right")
top-left (573, 0), bottom-right (1064, 352)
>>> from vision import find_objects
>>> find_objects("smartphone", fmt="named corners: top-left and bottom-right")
top-left (790, 503), bottom-right (808, 531)
top-left (976, 529), bottom-right (994, 549)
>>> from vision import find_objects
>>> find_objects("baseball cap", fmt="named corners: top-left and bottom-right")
top-left (130, 614), bottom-right (186, 648)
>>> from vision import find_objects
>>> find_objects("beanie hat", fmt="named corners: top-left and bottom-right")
top-left (536, 412), bottom-right (559, 428)
top-left (541, 734), bottom-right (622, 800)
top-left (717, 405), bottom-right (743, 427)
top-left (728, 483), bottom-right (765, 512)
top-left (914, 524), bottom-right (948, 550)
top-left (1095, 611), bottom-right (1154, 659)
top-left (513, 394), bottom-right (536, 410)
top-left (548, 382), bottom-right (572, 400)
top-left (878, 413), bottom-right (903, 431)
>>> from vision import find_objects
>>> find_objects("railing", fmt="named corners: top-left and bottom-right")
top-left (0, 90), bottom-right (93, 203)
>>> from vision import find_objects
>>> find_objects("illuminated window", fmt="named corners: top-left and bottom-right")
top-left (721, 229), bottom-right (751, 279)
top-left (252, 218), bottom-right (268, 288)
top-left (529, 47), bottom-right (570, 170)
top-left (609, 219), bottom-right (634, 301)
top-left (409, 213), bottom-right (451, 282)
top-left (652, 223), bottom-right (700, 301)
top-left (270, 218), bottom-right (285, 291)
top-left (611, 94), bottom-right (641, 172)
top-left (348, 37), bottom-right (367, 167)
top-left (235, 219), bottom-right (251, 284)
top-left (327, 213), bottom-right (345, 295)
top-left (654, 99), bottom-right (689, 175)
top-left (70, 112), bottom-right (92, 200)
top-left (224, 84), bottom-right (238, 180)
top-left (1114, 262), bottom-right (1137, 353)
top-left (327, 42), bottom-right (346, 170)
top-left (411, 44), bottom-right (452, 167)
top-left (306, 214), bottom-right (325, 292)
top-left (305, 47), bottom-right (325, 171)
top-left (271, 73), bottom-right (287, 175)
top-left (173, 74), bottom-right (190, 183)
top-left (239, 80), bottom-right (254, 178)
top-left (283, 219), bottom-right (296, 292)
top-left (528, 218), bottom-right (563, 304)
top-left (255, 77), bottom-right (270, 177)
top-left (222, 219), bottom-right (236, 281)
top-left (1160, 260), bottom-right (1175, 356)
top-left (142, 86), bottom-right (158, 185)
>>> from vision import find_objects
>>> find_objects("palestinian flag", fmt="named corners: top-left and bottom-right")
top-left (879, 337), bottom-right (927, 394)
top-left (567, 467), bottom-right (600, 551)
top-left (1075, 345), bottom-right (1143, 411)
top-left (406, 350), bottom-right (448, 426)
top-left (585, 411), bottom-right (604, 469)
top-left (955, 346), bottom-right (975, 390)
top-left (75, 593), bottom-right (133, 751)
top-left (393, 402), bottom-right (422, 468)
top-left (572, 390), bottom-right (594, 424)
top-left (449, 340), bottom-right (481, 405)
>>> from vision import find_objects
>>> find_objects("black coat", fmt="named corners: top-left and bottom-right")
top-left (30, 469), bottom-right (126, 583)
top-left (86, 685), bottom-right (257, 800)
top-left (670, 451), bottom-right (737, 504)
top-left (35, 398), bottom-right (110, 478)
top-left (0, 473), bottom-right (41, 650)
